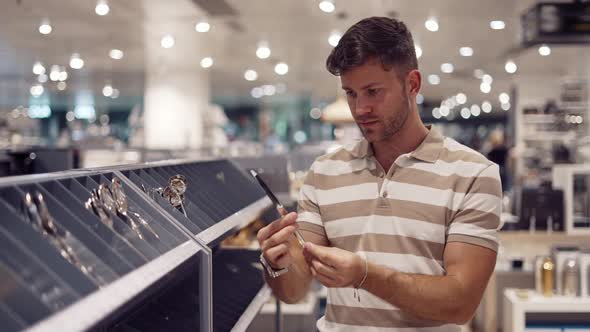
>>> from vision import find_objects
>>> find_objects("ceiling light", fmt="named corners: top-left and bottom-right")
top-left (251, 87), bottom-right (264, 99)
top-left (161, 35), bottom-right (175, 49)
top-left (256, 42), bottom-right (271, 59)
top-left (461, 107), bottom-right (471, 119)
top-left (427, 74), bottom-right (440, 85)
top-left (415, 44), bottom-right (422, 59)
top-left (441, 63), bottom-right (454, 73)
top-left (319, 0), bottom-right (335, 13)
top-left (480, 82), bottom-right (491, 93)
top-left (244, 69), bottom-right (258, 81)
top-left (482, 101), bottom-right (492, 113)
top-left (439, 106), bottom-right (450, 116)
top-left (416, 93), bottom-right (424, 104)
top-left (30, 84), bottom-right (44, 97)
top-left (505, 60), bottom-right (517, 74)
top-left (95, 0), bottom-right (110, 16)
top-left (200, 57), bottom-right (213, 68)
top-left (33, 62), bottom-right (45, 75)
top-left (425, 17), bottom-right (439, 32)
top-left (58, 67), bottom-right (68, 81)
top-left (490, 20), bottom-right (506, 30)
top-left (482, 74), bottom-right (493, 84)
top-left (49, 65), bottom-right (60, 81)
top-left (328, 31), bottom-right (341, 47)
top-left (499, 92), bottom-right (510, 104)
top-left (195, 19), bottom-right (210, 33)
top-left (538, 44), bottom-right (551, 56)
top-left (473, 69), bottom-right (485, 79)
top-left (432, 108), bottom-right (441, 119)
top-left (109, 49), bottom-right (124, 60)
top-left (102, 84), bottom-right (113, 97)
top-left (66, 111), bottom-right (75, 122)
top-left (275, 62), bottom-right (289, 75)
top-left (456, 93), bottom-right (467, 104)
top-left (39, 19), bottom-right (52, 35)
top-left (57, 81), bottom-right (67, 91)
top-left (470, 104), bottom-right (481, 117)
top-left (69, 53), bottom-right (84, 69)
top-left (459, 47), bottom-right (473, 57)
top-left (111, 89), bottom-right (120, 99)
top-left (310, 107), bottom-right (322, 119)
top-left (37, 74), bottom-right (48, 83)
top-left (501, 102), bottom-right (511, 111)
top-left (263, 85), bottom-right (276, 96)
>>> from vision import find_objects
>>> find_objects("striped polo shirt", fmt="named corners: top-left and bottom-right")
top-left (296, 127), bottom-right (502, 332)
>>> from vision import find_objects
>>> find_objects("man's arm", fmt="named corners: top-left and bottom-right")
top-left (304, 241), bottom-right (496, 324)
top-left (362, 242), bottom-right (496, 324)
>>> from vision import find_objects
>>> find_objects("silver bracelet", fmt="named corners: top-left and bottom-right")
top-left (353, 255), bottom-right (368, 302)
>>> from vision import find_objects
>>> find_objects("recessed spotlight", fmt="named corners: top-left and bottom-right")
top-left (69, 53), bottom-right (84, 70)
top-left (30, 84), bottom-right (44, 97)
top-left (275, 62), bottom-right (289, 75)
top-left (319, 0), bottom-right (335, 13)
top-left (416, 93), bottom-right (424, 104)
top-left (95, 0), bottom-right (110, 16)
top-left (39, 19), bottom-right (52, 35)
top-left (57, 81), bottom-right (67, 91)
top-left (470, 104), bottom-right (481, 117)
top-left (256, 42), bottom-right (271, 59)
top-left (415, 44), bottom-right (423, 59)
top-left (432, 108), bottom-right (441, 119)
top-left (37, 74), bottom-right (48, 83)
top-left (482, 101), bottom-right (492, 113)
top-left (244, 69), bottom-right (258, 81)
top-left (474, 69), bottom-right (485, 79)
top-left (251, 87), bottom-right (264, 99)
top-left (109, 49), bottom-right (124, 60)
top-left (428, 74), bottom-right (440, 85)
top-left (490, 20), bottom-right (505, 30)
top-left (480, 82), bottom-right (491, 94)
top-left (501, 102), bottom-right (511, 111)
top-left (459, 47), bottom-right (473, 57)
top-left (195, 19), bottom-right (210, 33)
top-left (439, 106), bottom-right (450, 117)
top-left (425, 17), bottom-right (439, 32)
top-left (328, 31), bottom-right (341, 47)
top-left (49, 65), bottom-right (60, 81)
top-left (461, 107), bottom-right (471, 119)
top-left (456, 93), bottom-right (467, 104)
top-left (441, 63), bottom-right (454, 73)
top-left (200, 57), bottom-right (213, 68)
top-left (499, 92), bottom-right (510, 104)
top-left (505, 60), bottom-right (517, 74)
top-left (102, 84), bottom-right (113, 97)
top-left (33, 61), bottom-right (45, 75)
top-left (538, 44), bottom-right (551, 56)
top-left (161, 35), bottom-right (175, 49)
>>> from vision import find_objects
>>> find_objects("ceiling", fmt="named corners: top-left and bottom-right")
top-left (0, 0), bottom-right (588, 111)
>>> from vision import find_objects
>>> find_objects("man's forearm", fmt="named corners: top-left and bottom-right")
top-left (362, 263), bottom-right (480, 324)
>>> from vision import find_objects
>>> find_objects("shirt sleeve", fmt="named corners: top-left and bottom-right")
top-left (447, 163), bottom-right (502, 252)
top-left (296, 163), bottom-right (328, 243)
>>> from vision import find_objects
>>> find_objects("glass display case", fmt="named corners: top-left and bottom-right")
top-left (0, 157), bottom-right (274, 332)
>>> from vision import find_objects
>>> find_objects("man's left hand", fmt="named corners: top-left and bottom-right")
top-left (302, 242), bottom-right (364, 288)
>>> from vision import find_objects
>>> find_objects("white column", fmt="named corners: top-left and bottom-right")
top-left (144, 67), bottom-right (209, 149)
top-left (142, 0), bottom-right (211, 150)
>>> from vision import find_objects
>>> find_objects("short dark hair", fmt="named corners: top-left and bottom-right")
top-left (326, 17), bottom-right (418, 77)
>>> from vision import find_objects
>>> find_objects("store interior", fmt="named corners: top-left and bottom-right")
top-left (0, 0), bottom-right (589, 331)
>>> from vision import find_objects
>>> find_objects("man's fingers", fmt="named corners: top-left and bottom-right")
top-left (264, 243), bottom-right (289, 263)
top-left (303, 242), bottom-right (336, 266)
top-left (261, 225), bottom-right (297, 252)
top-left (312, 268), bottom-right (337, 287)
top-left (257, 212), bottom-right (297, 242)
top-left (311, 259), bottom-right (336, 276)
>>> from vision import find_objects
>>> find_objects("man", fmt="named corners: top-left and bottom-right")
top-left (257, 16), bottom-right (501, 331)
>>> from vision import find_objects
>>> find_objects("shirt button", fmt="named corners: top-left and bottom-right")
top-left (382, 191), bottom-right (388, 198)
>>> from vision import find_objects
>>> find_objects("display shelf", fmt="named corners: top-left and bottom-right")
top-left (0, 157), bottom-right (277, 332)
top-left (503, 288), bottom-right (590, 332)
top-left (27, 240), bottom-right (206, 332)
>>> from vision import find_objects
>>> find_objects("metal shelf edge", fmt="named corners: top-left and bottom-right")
top-left (26, 240), bottom-right (203, 332)
top-left (230, 284), bottom-right (272, 332)
top-left (198, 197), bottom-right (272, 244)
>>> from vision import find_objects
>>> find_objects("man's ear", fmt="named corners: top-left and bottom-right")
top-left (407, 69), bottom-right (422, 96)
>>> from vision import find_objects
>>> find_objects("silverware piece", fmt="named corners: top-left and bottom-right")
top-left (112, 177), bottom-right (159, 239)
top-left (98, 183), bottom-right (144, 240)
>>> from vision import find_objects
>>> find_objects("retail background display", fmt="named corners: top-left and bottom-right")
top-left (0, 157), bottom-right (285, 332)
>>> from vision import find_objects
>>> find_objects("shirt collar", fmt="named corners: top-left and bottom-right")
top-left (349, 125), bottom-right (443, 163)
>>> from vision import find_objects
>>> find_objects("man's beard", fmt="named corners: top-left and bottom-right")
top-left (359, 92), bottom-right (411, 142)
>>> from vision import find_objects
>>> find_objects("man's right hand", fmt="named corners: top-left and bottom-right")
top-left (256, 211), bottom-right (299, 270)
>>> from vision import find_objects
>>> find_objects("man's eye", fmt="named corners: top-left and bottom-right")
top-left (345, 91), bottom-right (356, 98)
top-left (367, 88), bottom-right (379, 96)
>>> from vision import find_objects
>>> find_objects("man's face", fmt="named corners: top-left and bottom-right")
top-left (340, 59), bottom-right (416, 143)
